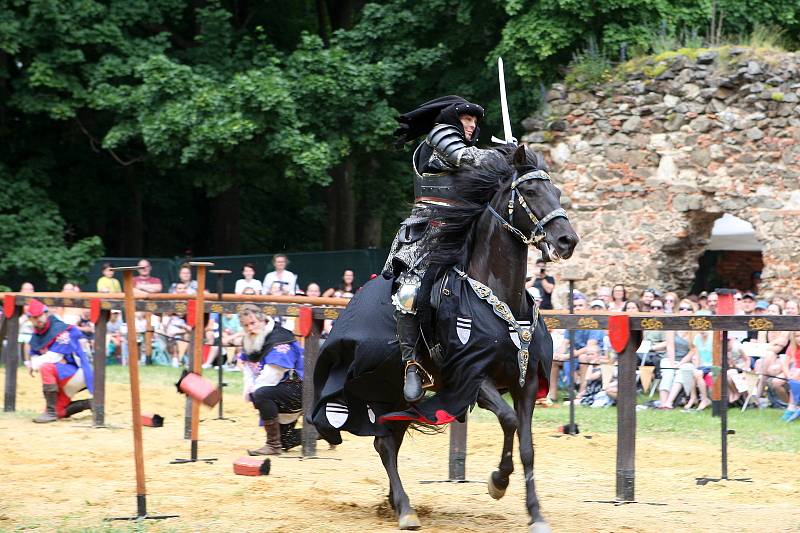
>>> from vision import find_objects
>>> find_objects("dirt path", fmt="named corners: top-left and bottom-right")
top-left (1, 371), bottom-right (798, 532)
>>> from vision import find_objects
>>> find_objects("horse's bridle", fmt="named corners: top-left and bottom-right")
top-left (487, 169), bottom-right (569, 246)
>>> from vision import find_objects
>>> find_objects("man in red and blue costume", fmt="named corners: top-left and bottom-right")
top-left (26, 299), bottom-right (93, 423)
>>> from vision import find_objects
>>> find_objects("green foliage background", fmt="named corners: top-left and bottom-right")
top-left (0, 0), bottom-right (797, 288)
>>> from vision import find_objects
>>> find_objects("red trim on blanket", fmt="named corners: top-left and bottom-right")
top-left (378, 408), bottom-right (456, 425)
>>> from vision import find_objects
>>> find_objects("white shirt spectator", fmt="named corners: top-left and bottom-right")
top-left (263, 270), bottom-right (298, 295)
top-left (235, 278), bottom-right (263, 295)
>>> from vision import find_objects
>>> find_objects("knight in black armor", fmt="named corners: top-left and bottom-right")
top-left (386, 95), bottom-right (496, 403)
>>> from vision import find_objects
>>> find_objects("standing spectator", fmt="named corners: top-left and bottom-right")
top-left (235, 263), bottom-right (263, 295)
top-left (608, 284), bottom-right (628, 312)
top-left (96, 263), bottom-right (122, 293)
top-left (168, 263), bottom-right (198, 294)
top-left (263, 254), bottom-right (297, 295)
top-left (133, 259), bottom-right (162, 294)
top-left (525, 258), bottom-right (555, 310)
top-left (323, 269), bottom-right (358, 297)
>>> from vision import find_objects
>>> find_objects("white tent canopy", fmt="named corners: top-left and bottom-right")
top-left (707, 213), bottom-right (762, 251)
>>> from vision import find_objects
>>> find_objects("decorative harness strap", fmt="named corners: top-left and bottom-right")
top-left (487, 169), bottom-right (569, 246)
top-left (454, 267), bottom-right (539, 386)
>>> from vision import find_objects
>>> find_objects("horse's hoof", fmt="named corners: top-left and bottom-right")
top-left (529, 521), bottom-right (552, 533)
top-left (398, 510), bottom-right (422, 530)
top-left (487, 473), bottom-right (506, 500)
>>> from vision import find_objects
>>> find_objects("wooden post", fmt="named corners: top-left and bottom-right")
top-left (184, 336), bottom-right (194, 440)
top-left (93, 309), bottom-right (109, 426)
top-left (711, 331), bottom-right (723, 416)
top-left (189, 262), bottom-right (213, 460)
top-left (116, 267), bottom-right (148, 516)
top-left (302, 317), bottom-right (322, 457)
top-left (143, 313), bottom-right (153, 364)
top-left (3, 305), bottom-right (20, 412)
top-left (448, 415), bottom-right (468, 480)
top-left (616, 329), bottom-right (642, 502)
top-left (719, 331), bottom-right (729, 480)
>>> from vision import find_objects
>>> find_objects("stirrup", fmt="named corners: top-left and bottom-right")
top-left (405, 360), bottom-right (435, 389)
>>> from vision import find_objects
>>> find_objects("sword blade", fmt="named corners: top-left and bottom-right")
top-left (498, 57), bottom-right (513, 143)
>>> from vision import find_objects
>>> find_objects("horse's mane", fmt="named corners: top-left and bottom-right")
top-left (424, 145), bottom-right (548, 269)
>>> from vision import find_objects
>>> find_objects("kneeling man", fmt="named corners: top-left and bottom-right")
top-left (26, 299), bottom-right (93, 423)
top-left (238, 304), bottom-right (303, 455)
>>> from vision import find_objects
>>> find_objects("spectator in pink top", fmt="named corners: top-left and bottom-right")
top-left (133, 259), bottom-right (162, 294)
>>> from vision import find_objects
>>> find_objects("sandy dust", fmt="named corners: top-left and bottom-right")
top-left (0, 369), bottom-right (798, 533)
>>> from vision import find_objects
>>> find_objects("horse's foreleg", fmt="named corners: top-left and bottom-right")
top-left (515, 377), bottom-right (551, 533)
top-left (374, 422), bottom-right (420, 530)
top-left (477, 380), bottom-right (517, 499)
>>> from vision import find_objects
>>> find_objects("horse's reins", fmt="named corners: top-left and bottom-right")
top-left (486, 169), bottom-right (569, 245)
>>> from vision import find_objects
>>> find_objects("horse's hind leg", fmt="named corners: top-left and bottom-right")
top-left (515, 379), bottom-right (551, 533)
top-left (374, 422), bottom-right (420, 530)
top-left (477, 380), bottom-right (517, 499)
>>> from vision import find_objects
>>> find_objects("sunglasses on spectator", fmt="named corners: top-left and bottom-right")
top-left (678, 306), bottom-right (693, 311)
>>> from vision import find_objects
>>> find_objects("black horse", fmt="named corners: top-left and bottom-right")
top-left (310, 145), bottom-right (579, 532)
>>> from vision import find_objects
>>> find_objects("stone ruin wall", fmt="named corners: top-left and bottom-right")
top-left (521, 46), bottom-right (800, 306)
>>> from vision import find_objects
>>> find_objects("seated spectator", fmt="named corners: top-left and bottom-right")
top-left (133, 259), bottom-right (163, 294)
top-left (546, 328), bottom-right (569, 403)
top-left (96, 263), bottom-right (122, 293)
top-left (238, 304), bottom-right (303, 455)
top-left (706, 291), bottom-right (719, 314)
top-left (305, 283), bottom-right (322, 298)
top-left (697, 291), bottom-right (709, 311)
top-left (778, 331), bottom-right (800, 422)
top-left (608, 284), bottom-right (627, 312)
top-left (235, 263), bottom-right (263, 295)
top-left (242, 287), bottom-right (258, 296)
top-left (662, 291), bottom-right (679, 314)
top-left (106, 310), bottom-right (124, 363)
top-left (596, 286), bottom-right (612, 308)
top-left (263, 254), bottom-right (297, 295)
top-left (76, 309), bottom-right (95, 352)
top-left (641, 299), bottom-right (667, 370)
top-left (168, 263), bottom-right (198, 294)
top-left (661, 300), bottom-right (699, 409)
top-left (623, 300), bottom-right (641, 312)
top-left (785, 299), bottom-right (799, 316)
top-left (639, 288), bottom-right (656, 311)
top-left (18, 282), bottom-right (35, 361)
top-left (323, 269), bottom-right (358, 298)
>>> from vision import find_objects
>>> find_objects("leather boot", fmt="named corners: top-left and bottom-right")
top-left (248, 418), bottom-right (283, 456)
top-left (33, 384), bottom-right (59, 423)
top-left (396, 312), bottom-right (424, 403)
top-left (64, 399), bottom-right (92, 418)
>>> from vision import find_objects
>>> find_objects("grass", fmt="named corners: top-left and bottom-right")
top-left (104, 363), bottom-right (244, 396)
top-left (473, 391), bottom-right (799, 454)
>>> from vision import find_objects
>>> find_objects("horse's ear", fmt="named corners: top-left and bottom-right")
top-left (513, 144), bottom-right (527, 167)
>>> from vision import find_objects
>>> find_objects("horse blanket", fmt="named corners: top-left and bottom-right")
top-left (309, 273), bottom-right (551, 444)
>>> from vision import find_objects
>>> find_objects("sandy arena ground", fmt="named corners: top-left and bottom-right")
top-left (0, 370), bottom-right (798, 533)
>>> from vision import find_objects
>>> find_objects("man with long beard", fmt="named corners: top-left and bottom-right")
top-left (238, 304), bottom-right (303, 455)
top-left (25, 299), bottom-right (93, 423)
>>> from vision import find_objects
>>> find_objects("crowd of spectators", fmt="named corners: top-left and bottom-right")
top-left (535, 270), bottom-right (800, 422)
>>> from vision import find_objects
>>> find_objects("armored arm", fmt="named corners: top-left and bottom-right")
top-left (426, 124), bottom-right (489, 167)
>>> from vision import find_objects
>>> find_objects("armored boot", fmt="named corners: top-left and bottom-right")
top-left (64, 399), bottom-right (92, 418)
top-left (33, 384), bottom-right (59, 423)
top-left (397, 312), bottom-right (425, 403)
top-left (248, 418), bottom-right (283, 456)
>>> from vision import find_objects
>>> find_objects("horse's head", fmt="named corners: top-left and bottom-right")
top-left (496, 145), bottom-right (579, 261)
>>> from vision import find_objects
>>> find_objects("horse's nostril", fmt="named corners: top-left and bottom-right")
top-left (558, 234), bottom-right (577, 248)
